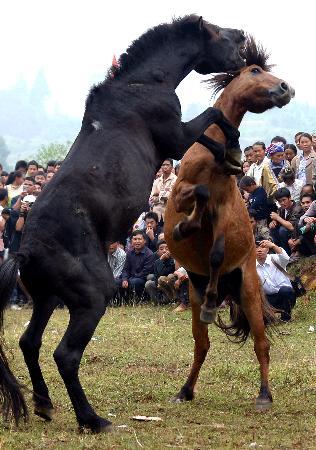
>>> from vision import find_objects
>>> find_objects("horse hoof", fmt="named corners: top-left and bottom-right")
top-left (34, 405), bottom-right (54, 421)
top-left (200, 306), bottom-right (218, 324)
top-left (255, 397), bottom-right (272, 411)
top-left (170, 386), bottom-right (194, 403)
top-left (79, 417), bottom-right (113, 434)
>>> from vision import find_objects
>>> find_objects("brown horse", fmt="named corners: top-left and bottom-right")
top-left (164, 36), bottom-right (295, 409)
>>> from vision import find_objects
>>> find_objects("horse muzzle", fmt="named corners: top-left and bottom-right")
top-left (269, 82), bottom-right (295, 108)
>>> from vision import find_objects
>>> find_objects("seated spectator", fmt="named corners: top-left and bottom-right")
top-left (145, 240), bottom-right (175, 303)
top-left (256, 239), bottom-right (296, 322)
top-left (288, 193), bottom-right (314, 259)
top-left (158, 265), bottom-right (190, 312)
top-left (269, 188), bottom-right (302, 255)
top-left (239, 176), bottom-right (269, 225)
top-left (301, 183), bottom-right (316, 198)
top-left (26, 160), bottom-right (39, 177)
top-left (284, 144), bottom-right (297, 164)
top-left (107, 241), bottom-right (126, 296)
top-left (120, 230), bottom-right (155, 298)
top-left (248, 208), bottom-right (271, 241)
top-left (144, 211), bottom-right (163, 252)
top-left (297, 201), bottom-right (316, 256)
top-left (278, 168), bottom-right (303, 203)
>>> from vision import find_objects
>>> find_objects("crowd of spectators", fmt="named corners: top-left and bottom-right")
top-left (1, 131), bottom-right (315, 319)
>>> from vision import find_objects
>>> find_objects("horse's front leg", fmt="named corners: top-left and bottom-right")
top-left (200, 233), bottom-right (225, 324)
top-left (172, 282), bottom-right (210, 402)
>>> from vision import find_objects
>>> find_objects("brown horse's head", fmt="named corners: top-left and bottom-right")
top-left (206, 35), bottom-right (295, 115)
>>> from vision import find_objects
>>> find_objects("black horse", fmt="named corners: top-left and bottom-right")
top-left (0, 15), bottom-right (245, 432)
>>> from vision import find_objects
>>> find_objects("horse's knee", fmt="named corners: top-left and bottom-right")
top-left (209, 234), bottom-right (225, 269)
top-left (19, 332), bottom-right (41, 357)
top-left (54, 345), bottom-right (80, 379)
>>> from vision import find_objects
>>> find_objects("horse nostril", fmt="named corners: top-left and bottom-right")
top-left (280, 82), bottom-right (288, 92)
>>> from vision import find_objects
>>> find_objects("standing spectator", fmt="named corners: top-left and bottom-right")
top-left (247, 141), bottom-right (278, 200)
top-left (291, 133), bottom-right (316, 185)
top-left (107, 242), bottom-right (126, 284)
top-left (46, 172), bottom-right (55, 183)
top-left (312, 132), bottom-right (316, 151)
top-left (121, 230), bottom-right (155, 298)
top-left (284, 144), bottom-right (297, 164)
top-left (0, 189), bottom-right (8, 263)
top-left (265, 143), bottom-right (289, 183)
top-left (54, 161), bottom-right (63, 171)
top-left (301, 184), bottom-right (316, 198)
top-left (256, 240), bottom-right (296, 322)
top-left (46, 160), bottom-right (56, 173)
top-left (243, 146), bottom-right (255, 164)
top-left (14, 160), bottom-right (28, 175)
top-left (1, 171), bottom-right (9, 185)
top-left (269, 188), bottom-right (302, 255)
top-left (288, 194), bottom-right (314, 258)
top-left (270, 136), bottom-right (287, 145)
top-left (149, 158), bottom-right (177, 222)
top-left (242, 160), bottom-right (251, 175)
top-left (34, 171), bottom-right (46, 185)
top-left (6, 171), bottom-right (24, 206)
top-left (11, 177), bottom-right (35, 211)
top-left (26, 160), bottom-right (39, 177)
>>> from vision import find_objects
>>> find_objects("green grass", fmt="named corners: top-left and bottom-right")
top-left (1, 296), bottom-right (316, 449)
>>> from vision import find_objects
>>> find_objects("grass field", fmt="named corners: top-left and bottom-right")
top-left (1, 294), bottom-right (316, 450)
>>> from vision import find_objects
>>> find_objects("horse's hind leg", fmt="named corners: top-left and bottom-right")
top-left (19, 295), bottom-right (59, 420)
top-left (241, 266), bottom-right (273, 410)
top-left (200, 234), bottom-right (225, 324)
top-left (172, 280), bottom-right (210, 402)
top-left (173, 185), bottom-right (209, 241)
top-left (53, 295), bottom-right (111, 432)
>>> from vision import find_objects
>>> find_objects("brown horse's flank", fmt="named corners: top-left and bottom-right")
top-left (164, 35), bottom-right (294, 408)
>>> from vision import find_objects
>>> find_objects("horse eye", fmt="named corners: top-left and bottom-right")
top-left (251, 67), bottom-right (261, 74)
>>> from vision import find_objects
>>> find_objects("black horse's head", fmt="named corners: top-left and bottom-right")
top-left (195, 17), bottom-right (246, 74)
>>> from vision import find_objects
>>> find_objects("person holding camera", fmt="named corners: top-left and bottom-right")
top-left (255, 239), bottom-right (296, 322)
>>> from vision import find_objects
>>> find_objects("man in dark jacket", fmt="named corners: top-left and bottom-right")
top-left (121, 230), bottom-right (155, 297)
top-left (145, 240), bottom-right (175, 303)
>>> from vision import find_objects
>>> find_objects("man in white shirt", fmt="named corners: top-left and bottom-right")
top-left (256, 239), bottom-right (296, 322)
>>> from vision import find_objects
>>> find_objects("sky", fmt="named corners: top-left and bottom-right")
top-left (2, 0), bottom-right (315, 118)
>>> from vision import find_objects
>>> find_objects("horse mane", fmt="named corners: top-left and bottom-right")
top-left (86, 14), bottom-right (203, 111)
top-left (107, 14), bottom-right (202, 80)
top-left (206, 35), bottom-right (274, 97)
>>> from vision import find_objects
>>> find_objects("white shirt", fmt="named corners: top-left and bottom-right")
top-left (256, 249), bottom-right (292, 295)
top-left (279, 179), bottom-right (304, 204)
top-left (247, 157), bottom-right (269, 185)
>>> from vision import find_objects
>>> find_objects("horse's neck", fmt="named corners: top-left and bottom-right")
top-left (214, 94), bottom-right (247, 129)
top-left (125, 43), bottom-right (200, 88)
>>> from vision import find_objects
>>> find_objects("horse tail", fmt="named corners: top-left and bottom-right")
top-left (0, 254), bottom-right (28, 424)
top-left (216, 286), bottom-right (278, 344)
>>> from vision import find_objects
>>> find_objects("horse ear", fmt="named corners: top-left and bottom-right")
top-left (198, 16), bottom-right (204, 31)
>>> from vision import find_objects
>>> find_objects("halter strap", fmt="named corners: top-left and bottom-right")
top-left (196, 134), bottom-right (225, 164)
